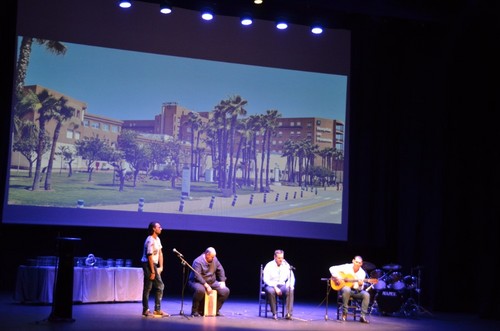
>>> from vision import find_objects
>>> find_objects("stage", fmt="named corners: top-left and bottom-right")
top-left (1, 292), bottom-right (498, 331)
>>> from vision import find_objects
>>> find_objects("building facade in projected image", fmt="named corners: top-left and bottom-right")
top-left (11, 85), bottom-right (345, 190)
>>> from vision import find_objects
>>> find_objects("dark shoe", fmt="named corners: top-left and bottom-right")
top-left (191, 312), bottom-right (201, 317)
top-left (285, 313), bottom-right (292, 320)
top-left (216, 312), bottom-right (224, 317)
top-left (341, 312), bottom-right (347, 321)
top-left (142, 309), bottom-right (152, 317)
top-left (360, 316), bottom-right (370, 324)
top-left (272, 314), bottom-right (278, 320)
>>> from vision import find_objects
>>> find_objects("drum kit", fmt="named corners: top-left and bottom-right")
top-left (362, 262), bottom-right (426, 317)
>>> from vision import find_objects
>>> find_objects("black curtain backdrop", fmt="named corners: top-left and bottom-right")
top-left (1, 0), bottom-right (498, 318)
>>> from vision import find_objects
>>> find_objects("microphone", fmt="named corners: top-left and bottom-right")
top-left (173, 248), bottom-right (183, 257)
top-left (284, 259), bottom-right (296, 270)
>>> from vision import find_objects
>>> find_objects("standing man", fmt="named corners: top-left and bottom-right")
top-left (188, 247), bottom-right (230, 317)
top-left (329, 255), bottom-right (370, 323)
top-left (263, 249), bottom-right (295, 320)
top-left (141, 221), bottom-right (169, 317)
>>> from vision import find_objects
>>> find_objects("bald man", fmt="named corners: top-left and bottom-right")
top-left (188, 247), bottom-right (230, 317)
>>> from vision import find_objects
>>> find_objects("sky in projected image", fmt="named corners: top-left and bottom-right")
top-left (23, 40), bottom-right (347, 121)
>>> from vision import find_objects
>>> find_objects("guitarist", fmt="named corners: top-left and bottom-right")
top-left (329, 255), bottom-right (370, 324)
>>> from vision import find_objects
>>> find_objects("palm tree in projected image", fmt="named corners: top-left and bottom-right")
top-left (224, 95), bottom-right (247, 193)
top-left (44, 97), bottom-right (76, 190)
top-left (296, 138), bottom-right (317, 187)
top-left (282, 139), bottom-right (299, 184)
top-left (14, 37), bottom-right (67, 99)
top-left (203, 114), bottom-right (218, 185)
top-left (212, 101), bottom-right (227, 189)
top-left (13, 38), bottom-right (67, 191)
top-left (184, 111), bottom-right (203, 181)
top-left (233, 117), bottom-right (253, 190)
top-left (194, 122), bottom-right (208, 183)
top-left (248, 114), bottom-right (262, 192)
top-left (261, 109), bottom-right (281, 192)
top-left (28, 89), bottom-right (59, 191)
top-left (306, 141), bottom-right (319, 186)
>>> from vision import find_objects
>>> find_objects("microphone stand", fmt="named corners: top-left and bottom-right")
top-left (284, 262), bottom-right (306, 321)
top-left (413, 266), bottom-right (432, 316)
top-left (179, 260), bottom-right (187, 317)
top-left (320, 277), bottom-right (332, 321)
top-left (172, 249), bottom-right (202, 319)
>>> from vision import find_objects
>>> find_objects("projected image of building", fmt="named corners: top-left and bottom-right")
top-left (12, 85), bottom-right (344, 186)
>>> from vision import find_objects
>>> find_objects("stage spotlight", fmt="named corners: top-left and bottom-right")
top-left (118, 0), bottom-right (132, 9)
top-left (160, 2), bottom-right (172, 15)
top-left (240, 15), bottom-right (253, 26)
top-left (254, 0), bottom-right (263, 4)
top-left (311, 25), bottom-right (323, 35)
top-left (201, 8), bottom-right (214, 21)
top-left (276, 20), bottom-right (288, 30)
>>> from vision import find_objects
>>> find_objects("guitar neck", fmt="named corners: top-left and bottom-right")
top-left (343, 278), bottom-right (371, 283)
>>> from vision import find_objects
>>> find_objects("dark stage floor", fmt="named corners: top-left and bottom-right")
top-left (1, 292), bottom-right (498, 331)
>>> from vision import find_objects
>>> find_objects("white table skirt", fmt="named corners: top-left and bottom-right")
top-left (15, 266), bottom-right (143, 304)
top-left (114, 267), bottom-right (143, 302)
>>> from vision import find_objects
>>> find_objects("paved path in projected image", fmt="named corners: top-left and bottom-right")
top-left (86, 184), bottom-right (343, 224)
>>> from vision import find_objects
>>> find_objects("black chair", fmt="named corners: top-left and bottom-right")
top-left (258, 264), bottom-right (285, 318)
top-left (336, 290), bottom-right (362, 321)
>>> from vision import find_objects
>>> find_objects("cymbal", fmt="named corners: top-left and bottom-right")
top-left (382, 263), bottom-right (402, 271)
top-left (362, 261), bottom-right (376, 271)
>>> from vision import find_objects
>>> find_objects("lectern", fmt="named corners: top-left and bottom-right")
top-left (48, 237), bottom-right (81, 322)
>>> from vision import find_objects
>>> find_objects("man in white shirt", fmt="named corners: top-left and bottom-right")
top-left (263, 249), bottom-right (295, 320)
top-left (329, 255), bottom-right (370, 323)
top-left (141, 222), bottom-right (169, 317)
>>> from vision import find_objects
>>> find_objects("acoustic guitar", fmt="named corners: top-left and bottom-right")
top-left (330, 272), bottom-right (378, 291)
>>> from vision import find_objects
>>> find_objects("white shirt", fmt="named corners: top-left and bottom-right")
top-left (141, 235), bottom-right (162, 264)
top-left (263, 260), bottom-right (295, 288)
top-left (329, 263), bottom-right (367, 290)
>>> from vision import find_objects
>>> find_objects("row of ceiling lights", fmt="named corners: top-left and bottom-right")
top-left (118, 1), bottom-right (324, 35)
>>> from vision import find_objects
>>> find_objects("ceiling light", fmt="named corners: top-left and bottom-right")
top-left (201, 8), bottom-right (214, 21)
top-left (118, 1), bottom-right (132, 9)
top-left (276, 20), bottom-right (288, 30)
top-left (160, 2), bottom-right (172, 15)
top-left (311, 25), bottom-right (323, 35)
top-left (240, 15), bottom-right (253, 26)
top-left (254, 0), bottom-right (263, 4)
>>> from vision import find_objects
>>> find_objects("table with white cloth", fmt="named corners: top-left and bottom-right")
top-left (14, 266), bottom-right (144, 304)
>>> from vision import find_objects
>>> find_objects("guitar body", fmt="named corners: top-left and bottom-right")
top-left (330, 271), bottom-right (378, 291)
